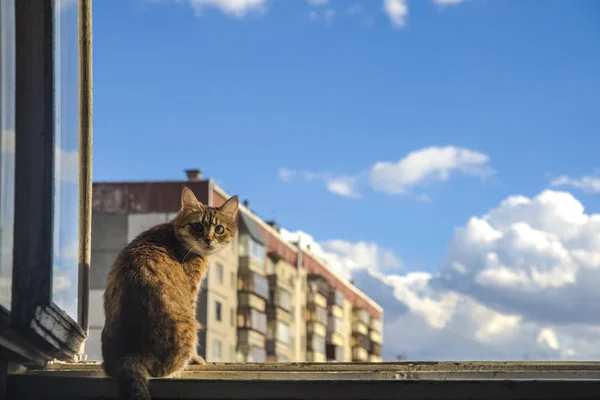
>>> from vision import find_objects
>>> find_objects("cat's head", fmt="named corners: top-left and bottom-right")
top-left (173, 187), bottom-right (239, 256)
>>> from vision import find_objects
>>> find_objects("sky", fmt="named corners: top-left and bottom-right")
top-left (91, 0), bottom-right (600, 360)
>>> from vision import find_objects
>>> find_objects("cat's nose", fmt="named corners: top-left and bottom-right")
top-left (205, 238), bottom-right (212, 245)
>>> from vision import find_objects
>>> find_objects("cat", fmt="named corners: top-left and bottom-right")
top-left (101, 187), bottom-right (239, 400)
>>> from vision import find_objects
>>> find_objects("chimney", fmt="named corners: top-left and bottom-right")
top-left (266, 220), bottom-right (279, 232)
top-left (185, 169), bottom-right (202, 181)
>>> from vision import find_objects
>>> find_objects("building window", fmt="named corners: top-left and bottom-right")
top-left (315, 306), bottom-right (328, 326)
top-left (334, 316), bottom-right (344, 335)
top-left (311, 335), bottom-right (326, 354)
top-left (213, 340), bottom-right (222, 362)
top-left (277, 289), bottom-right (292, 312)
top-left (277, 321), bottom-right (290, 345)
top-left (249, 238), bottom-right (264, 261)
top-left (266, 257), bottom-right (274, 275)
top-left (216, 263), bottom-right (224, 284)
top-left (240, 272), bottom-right (269, 299)
top-left (238, 308), bottom-right (267, 335)
top-left (230, 308), bottom-right (235, 327)
top-left (230, 271), bottom-right (235, 289)
top-left (215, 301), bottom-right (222, 322)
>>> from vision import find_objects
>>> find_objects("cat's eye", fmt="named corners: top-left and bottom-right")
top-left (215, 225), bottom-right (225, 234)
top-left (191, 223), bottom-right (204, 233)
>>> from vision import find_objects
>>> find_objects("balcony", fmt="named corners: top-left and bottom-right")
top-left (329, 303), bottom-right (344, 319)
top-left (352, 333), bottom-right (370, 351)
top-left (238, 255), bottom-right (265, 275)
top-left (327, 331), bottom-right (344, 347)
top-left (307, 333), bottom-right (326, 355)
top-left (329, 289), bottom-right (345, 309)
top-left (370, 317), bottom-right (383, 333)
top-left (268, 288), bottom-right (293, 313)
top-left (237, 329), bottom-right (266, 351)
top-left (238, 292), bottom-right (266, 312)
top-left (370, 341), bottom-right (382, 357)
top-left (370, 329), bottom-right (382, 344)
top-left (307, 274), bottom-right (331, 297)
top-left (239, 272), bottom-right (270, 300)
top-left (307, 321), bottom-right (327, 338)
top-left (307, 305), bottom-right (328, 327)
top-left (326, 344), bottom-right (345, 362)
top-left (267, 271), bottom-right (294, 292)
top-left (353, 307), bottom-right (370, 325)
top-left (307, 291), bottom-right (327, 309)
top-left (352, 320), bottom-right (369, 336)
top-left (352, 346), bottom-right (369, 362)
top-left (266, 339), bottom-right (291, 360)
top-left (238, 308), bottom-right (267, 336)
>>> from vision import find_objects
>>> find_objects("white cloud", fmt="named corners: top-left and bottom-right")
top-left (279, 170), bottom-right (361, 199)
top-left (383, 0), bottom-right (408, 28)
top-left (158, 0), bottom-right (268, 18)
top-left (280, 146), bottom-right (493, 200)
top-left (278, 168), bottom-right (296, 183)
top-left (282, 189), bottom-right (600, 360)
top-left (325, 176), bottom-right (359, 198)
top-left (550, 175), bottom-right (600, 193)
top-left (307, 0), bottom-right (328, 5)
top-left (369, 146), bottom-right (493, 195)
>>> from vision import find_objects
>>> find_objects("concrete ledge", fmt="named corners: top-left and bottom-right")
top-left (7, 362), bottom-right (600, 399)
top-left (7, 375), bottom-right (600, 400)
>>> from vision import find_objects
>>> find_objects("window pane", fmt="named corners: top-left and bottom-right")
top-left (52, 0), bottom-right (79, 319)
top-left (0, 0), bottom-right (15, 311)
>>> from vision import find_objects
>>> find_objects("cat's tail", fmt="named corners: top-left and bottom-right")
top-left (115, 355), bottom-right (151, 400)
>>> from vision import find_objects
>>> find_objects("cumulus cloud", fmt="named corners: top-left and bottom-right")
top-left (279, 170), bottom-right (361, 199)
top-left (278, 168), bottom-right (296, 183)
top-left (369, 146), bottom-right (493, 195)
top-left (550, 175), bottom-right (600, 193)
top-left (153, 0), bottom-right (268, 18)
top-left (383, 0), bottom-right (408, 28)
top-left (282, 189), bottom-right (600, 360)
top-left (279, 146), bottom-right (493, 200)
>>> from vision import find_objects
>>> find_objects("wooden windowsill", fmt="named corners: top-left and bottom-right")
top-left (7, 361), bottom-right (600, 399)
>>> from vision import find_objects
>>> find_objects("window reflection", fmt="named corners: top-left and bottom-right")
top-left (0, 0), bottom-right (15, 311)
top-left (52, 0), bottom-right (79, 319)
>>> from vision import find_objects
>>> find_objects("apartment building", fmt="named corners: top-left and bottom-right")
top-left (85, 170), bottom-right (383, 363)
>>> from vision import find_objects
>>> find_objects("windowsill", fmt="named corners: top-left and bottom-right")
top-left (7, 361), bottom-right (600, 399)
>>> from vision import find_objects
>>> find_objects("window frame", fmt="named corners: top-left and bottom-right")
top-left (0, 0), bottom-right (93, 367)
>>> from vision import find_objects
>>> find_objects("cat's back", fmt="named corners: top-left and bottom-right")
top-left (103, 223), bottom-right (188, 323)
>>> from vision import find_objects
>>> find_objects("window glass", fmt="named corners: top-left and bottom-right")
top-left (0, 0), bottom-right (15, 311)
top-left (215, 300), bottom-right (222, 322)
top-left (277, 321), bottom-right (290, 345)
top-left (213, 339), bottom-right (222, 361)
top-left (52, 0), bottom-right (79, 319)
top-left (215, 262), bottom-right (223, 284)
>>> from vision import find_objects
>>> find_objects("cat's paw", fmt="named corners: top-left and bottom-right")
top-left (189, 354), bottom-right (206, 365)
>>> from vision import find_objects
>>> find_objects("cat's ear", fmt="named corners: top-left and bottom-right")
top-left (181, 187), bottom-right (202, 210)
top-left (219, 195), bottom-right (239, 219)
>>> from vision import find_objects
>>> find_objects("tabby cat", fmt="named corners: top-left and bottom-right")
top-left (101, 187), bottom-right (239, 400)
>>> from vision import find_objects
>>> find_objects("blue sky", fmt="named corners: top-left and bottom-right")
top-left (93, 0), bottom-right (600, 273)
top-left (92, 0), bottom-right (600, 359)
